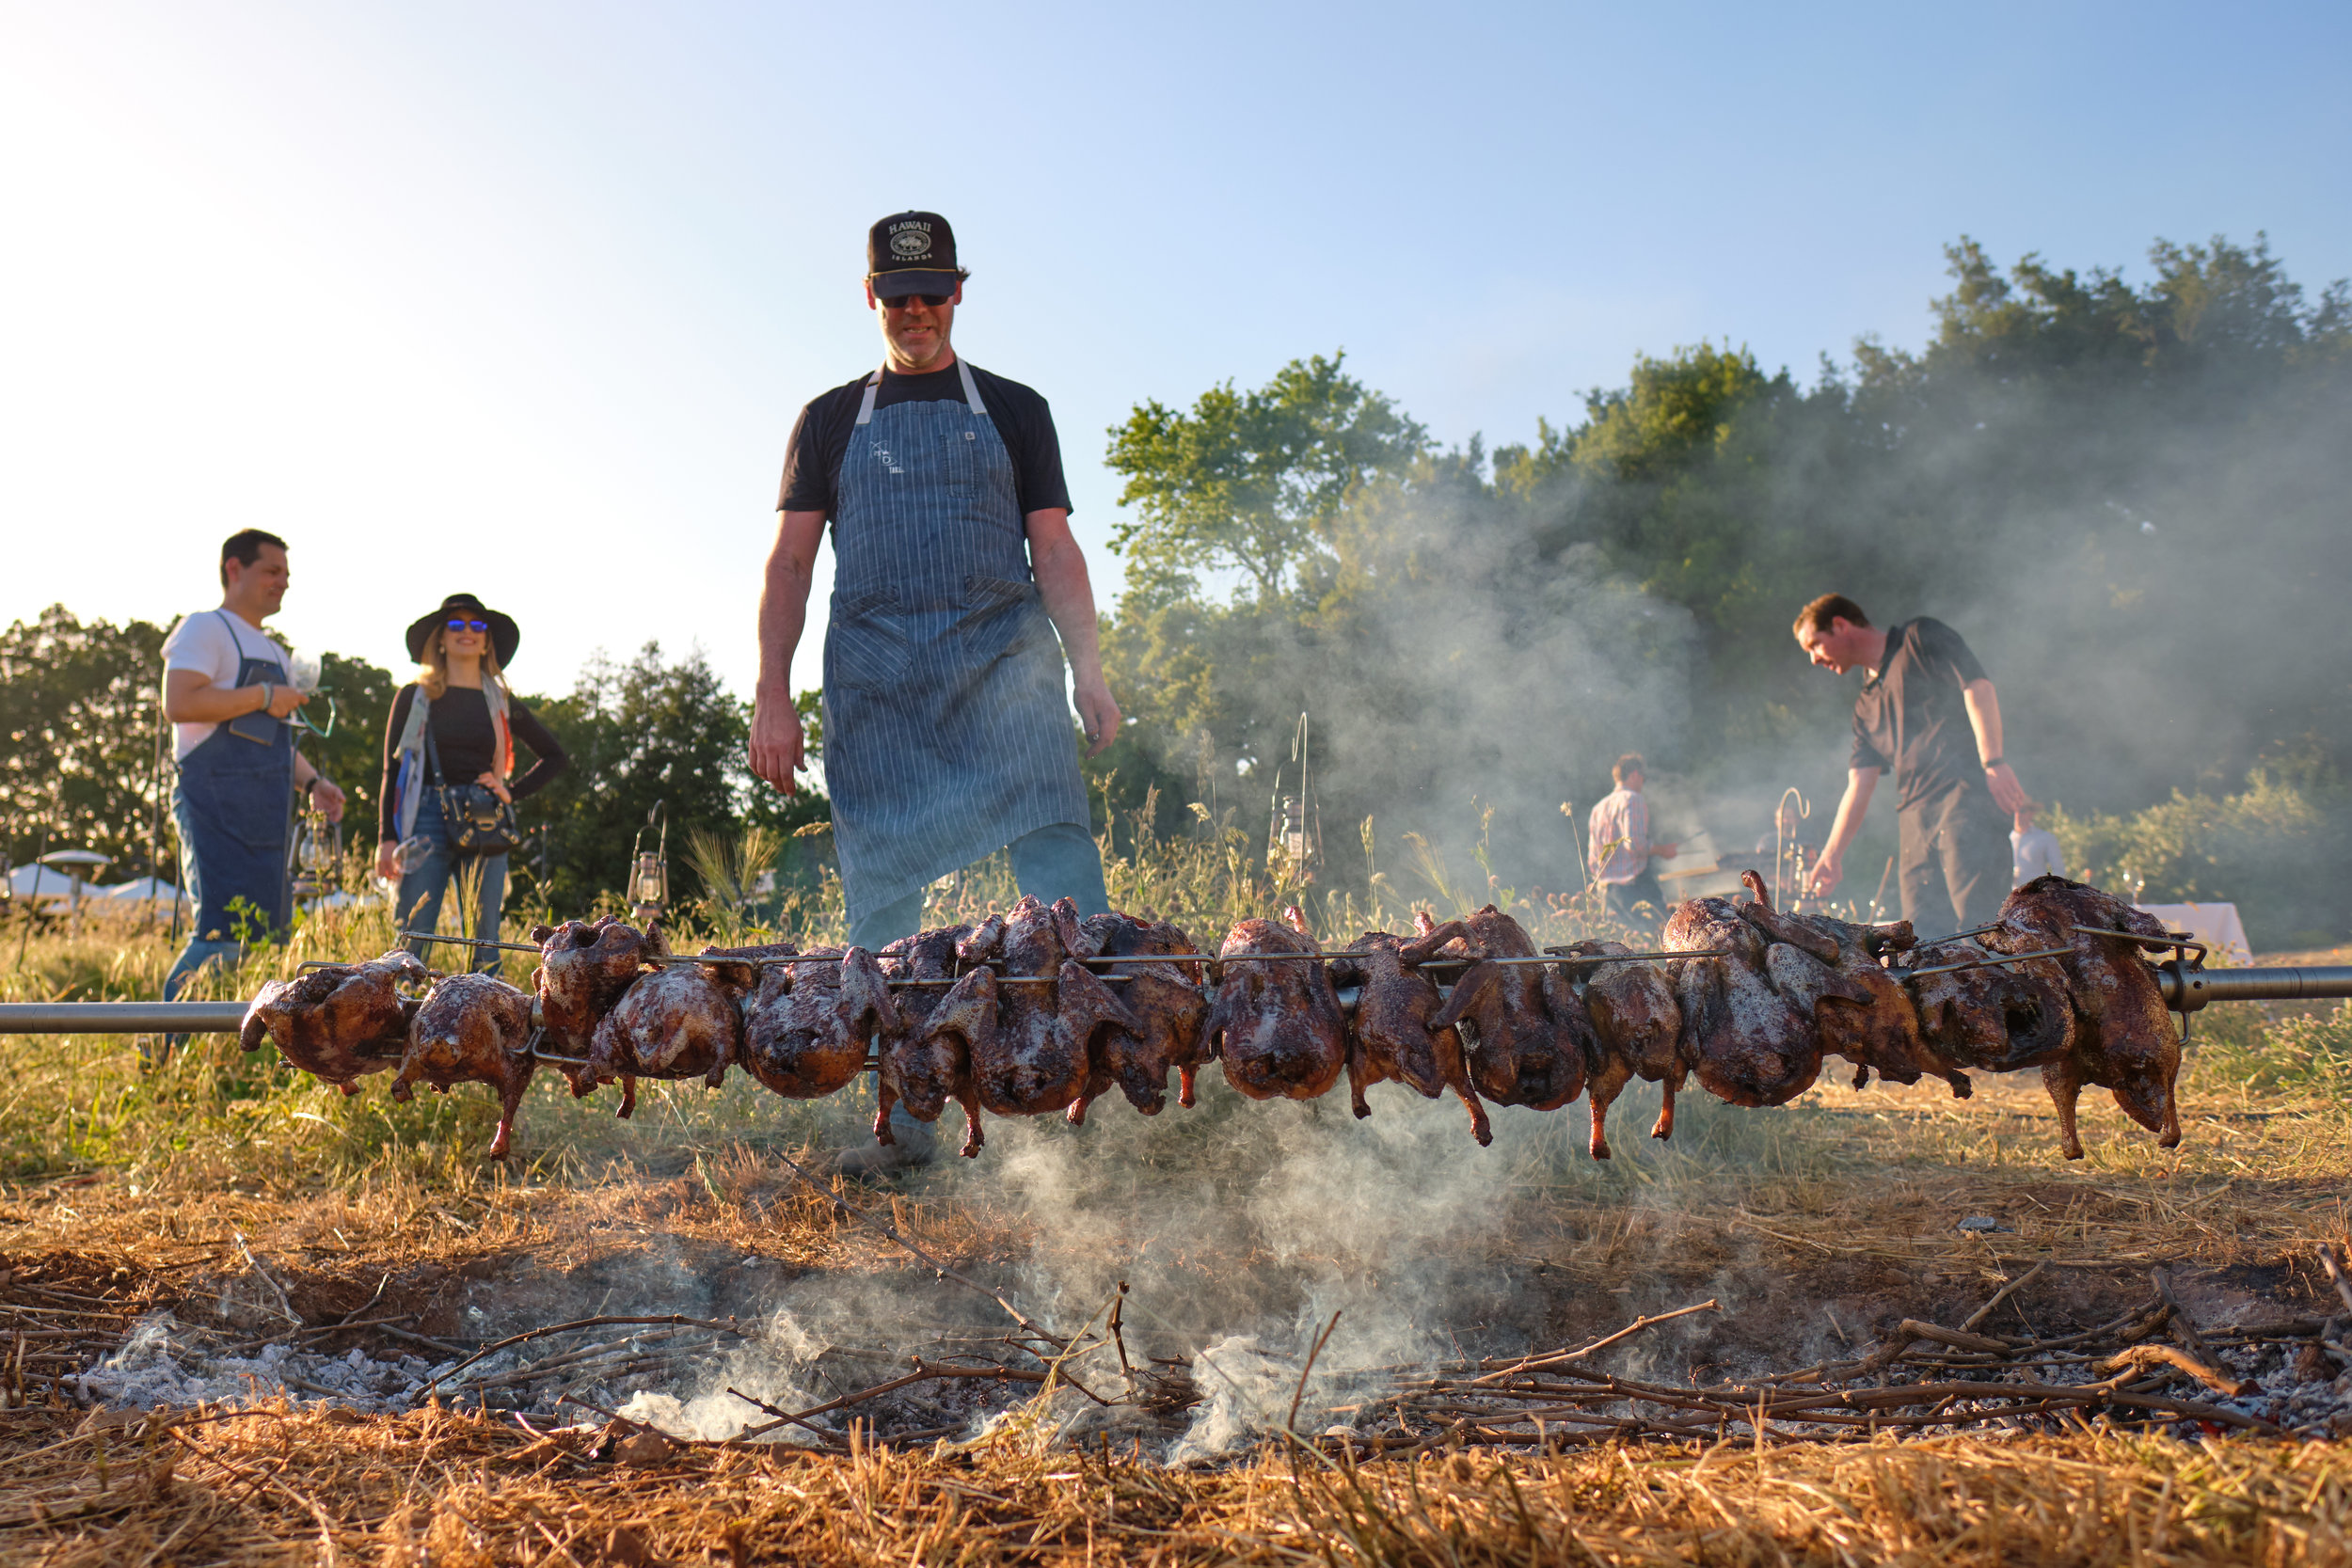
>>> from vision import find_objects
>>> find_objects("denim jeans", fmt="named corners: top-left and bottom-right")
top-left (394, 795), bottom-right (508, 973)
top-left (846, 821), bottom-right (1107, 951)
top-left (846, 821), bottom-right (1107, 1156)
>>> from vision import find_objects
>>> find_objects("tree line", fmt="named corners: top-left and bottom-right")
top-left (0, 614), bottom-right (825, 918)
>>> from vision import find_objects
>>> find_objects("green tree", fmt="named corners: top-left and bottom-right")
top-left (297, 650), bottom-right (398, 850)
top-left (1104, 353), bottom-right (1428, 604)
top-left (519, 644), bottom-right (828, 917)
top-left (0, 607), bottom-right (173, 876)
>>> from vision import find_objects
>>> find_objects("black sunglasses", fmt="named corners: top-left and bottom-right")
top-left (881, 292), bottom-right (952, 309)
top-left (446, 618), bottom-right (489, 633)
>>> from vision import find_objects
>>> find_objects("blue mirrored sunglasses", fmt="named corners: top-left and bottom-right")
top-left (446, 618), bottom-right (489, 633)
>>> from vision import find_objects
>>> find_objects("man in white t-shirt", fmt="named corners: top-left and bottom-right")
top-left (158, 531), bottom-right (345, 1020)
top-left (2010, 800), bottom-right (2064, 887)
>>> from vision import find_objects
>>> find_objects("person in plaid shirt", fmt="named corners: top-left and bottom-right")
top-left (1587, 753), bottom-right (1678, 928)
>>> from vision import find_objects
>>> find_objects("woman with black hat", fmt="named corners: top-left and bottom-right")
top-left (375, 594), bottom-right (567, 971)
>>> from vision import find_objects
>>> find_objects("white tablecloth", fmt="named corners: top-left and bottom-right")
top-left (2134, 902), bottom-right (2252, 965)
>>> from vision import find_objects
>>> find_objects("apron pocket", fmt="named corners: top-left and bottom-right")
top-left (829, 608), bottom-right (914, 694)
top-left (958, 576), bottom-right (1049, 664)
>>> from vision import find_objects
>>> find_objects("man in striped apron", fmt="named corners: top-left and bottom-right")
top-left (752, 213), bottom-right (1120, 1159)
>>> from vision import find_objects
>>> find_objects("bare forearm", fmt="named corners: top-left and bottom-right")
top-left (1963, 680), bottom-right (2004, 763)
top-left (755, 512), bottom-right (822, 702)
top-left (1822, 769), bottom-right (1878, 860)
top-left (164, 678), bottom-right (267, 723)
top-left (1032, 540), bottom-right (1104, 679)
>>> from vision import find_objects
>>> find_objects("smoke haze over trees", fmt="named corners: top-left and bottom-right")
top-left (1091, 233), bottom-right (2352, 942)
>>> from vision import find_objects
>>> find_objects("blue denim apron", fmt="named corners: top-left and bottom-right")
top-left (173, 611), bottom-right (294, 941)
top-left (823, 359), bottom-right (1090, 927)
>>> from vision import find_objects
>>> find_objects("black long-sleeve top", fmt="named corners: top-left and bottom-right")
top-left (378, 683), bottom-right (568, 843)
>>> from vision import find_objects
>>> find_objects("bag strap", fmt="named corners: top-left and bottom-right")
top-left (421, 705), bottom-right (449, 788)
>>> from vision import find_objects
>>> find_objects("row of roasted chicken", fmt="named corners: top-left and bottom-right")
top-left (237, 873), bottom-right (2182, 1163)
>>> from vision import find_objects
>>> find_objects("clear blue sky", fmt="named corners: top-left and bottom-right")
top-left (5, 0), bottom-right (2344, 701)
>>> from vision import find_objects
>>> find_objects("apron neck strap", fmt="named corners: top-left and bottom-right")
top-left (215, 609), bottom-right (252, 657)
top-left (853, 359), bottom-right (987, 426)
top-left (955, 358), bottom-right (986, 416)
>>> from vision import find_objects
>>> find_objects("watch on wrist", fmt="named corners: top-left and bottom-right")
top-left (1981, 756), bottom-right (2004, 769)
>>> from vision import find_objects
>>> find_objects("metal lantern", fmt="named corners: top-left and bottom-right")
top-left (628, 800), bottom-right (669, 922)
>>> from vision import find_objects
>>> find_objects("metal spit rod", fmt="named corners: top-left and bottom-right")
top-left (397, 928), bottom-right (1720, 971)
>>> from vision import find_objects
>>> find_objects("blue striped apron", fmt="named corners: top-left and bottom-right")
top-left (822, 359), bottom-right (1090, 927)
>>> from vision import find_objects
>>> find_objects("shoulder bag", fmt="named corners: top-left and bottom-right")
top-left (426, 721), bottom-right (518, 857)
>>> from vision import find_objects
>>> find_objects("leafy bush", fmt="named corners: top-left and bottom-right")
top-left (2048, 768), bottom-right (2349, 949)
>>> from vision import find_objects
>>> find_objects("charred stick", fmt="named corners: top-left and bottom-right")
top-left (2094, 1342), bottom-right (2255, 1397)
top-left (2151, 1268), bottom-right (2217, 1363)
top-left (425, 1313), bottom-right (749, 1399)
top-left (231, 1231), bottom-right (302, 1327)
top-left (2320, 1246), bottom-right (2352, 1319)
top-left (732, 1360), bottom-right (1047, 1442)
top-left (1286, 1309), bottom-right (1343, 1434)
top-left (1466, 1299), bottom-right (1722, 1386)
top-left (1961, 1259), bottom-right (2048, 1334)
top-left (1896, 1319), bottom-right (2015, 1355)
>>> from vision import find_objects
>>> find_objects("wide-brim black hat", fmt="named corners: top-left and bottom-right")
top-left (406, 593), bottom-right (520, 668)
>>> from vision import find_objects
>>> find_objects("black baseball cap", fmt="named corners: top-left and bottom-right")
top-left (866, 210), bottom-right (968, 298)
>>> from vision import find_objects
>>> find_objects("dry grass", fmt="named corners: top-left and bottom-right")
top-left (0, 1404), bottom-right (2344, 1565)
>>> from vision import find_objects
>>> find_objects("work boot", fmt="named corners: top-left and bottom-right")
top-left (827, 1141), bottom-right (930, 1179)
top-left (827, 1101), bottom-right (940, 1178)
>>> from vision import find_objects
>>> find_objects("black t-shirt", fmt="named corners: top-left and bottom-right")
top-left (378, 685), bottom-right (568, 842)
top-left (1851, 618), bottom-right (1993, 811)
top-left (776, 362), bottom-right (1072, 520)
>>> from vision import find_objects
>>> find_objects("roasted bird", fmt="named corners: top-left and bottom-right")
top-left (1405, 905), bottom-right (1589, 1112)
top-left (394, 973), bottom-right (537, 1159)
top-left (929, 896), bottom-right (1145, 1122)
top-left (1335, 930), bottom-right (1489, 1145)
top-left (1203, 911), bottom-right (1348, 1101)
top-left (1560, 939), bottom-right (1684, 1157)
top-left (875, 927), bottom-right (983, 1155)
top-left (1067, 911), bottom-right (1211, 1124)
top-left (742, 946), bottom-right (900, 1104)
top-left (1903, 937), bottom-right (2074, 1081)
top-left (532, 918), bottom-right (658, 1101)
top-left (1983, 875), bottom-right (2184, 1158)
top-left (1660, 876), bottom-right (1823, 1107)
top-left (1773, 911), bottom-right (1979, 1099)
top-left (241, 948), bottom-right (424, 1092)
top-left (696, 941), bottom-right (799, 1004)
top-left (585, 964), bottom-right (742, 1106)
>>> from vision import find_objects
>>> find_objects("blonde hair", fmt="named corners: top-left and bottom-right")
top-left (417, 626), bottom-right (504, 701)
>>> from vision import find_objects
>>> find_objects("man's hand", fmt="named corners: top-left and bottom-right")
top-left (1806, 851), bottom-right (1844, 899)
top-left (1984, 762), bottom-right (2027, 815)
top-left (1651, 841), bottom-right (1680, 860)
top-left (374, 840), bottom-right (402, 881)
top-left (1073, 674), bottom-right (1121, 758)
top-left (310, 777), bottom-right (347, 824)
top-left (265, 684), bottom-right (306, 720)
top-left (750, 691), bottom-right (806, 795)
